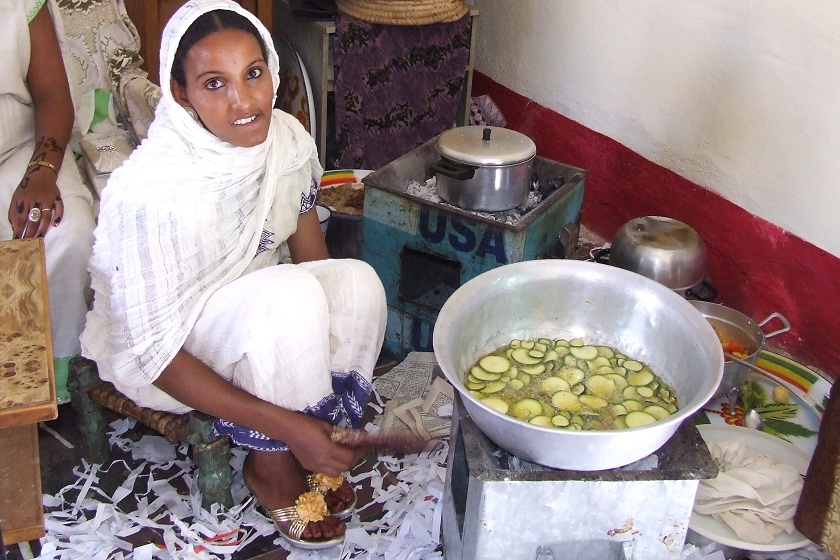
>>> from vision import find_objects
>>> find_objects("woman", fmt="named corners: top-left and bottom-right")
top-left (1, 0), bottom-right (96, 402)
top-left (81, 0), bottom-right (387, 549)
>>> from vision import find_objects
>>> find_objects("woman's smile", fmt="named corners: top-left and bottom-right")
top-left (172, 27), bottom-right (274, 147)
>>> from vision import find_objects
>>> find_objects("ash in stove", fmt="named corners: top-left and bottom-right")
top-left (406, 175), bottom-right (561, 226)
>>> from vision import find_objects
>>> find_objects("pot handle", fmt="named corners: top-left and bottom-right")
top-left (430, 158), bottom-right (476, 181)
top-left (758, 312), bottom-right (791, 338)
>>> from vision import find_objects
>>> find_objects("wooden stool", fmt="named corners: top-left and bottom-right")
top-left (68, 358), bottom-right (234, 509)
top-left (0, 239), bottom-right (58, 545)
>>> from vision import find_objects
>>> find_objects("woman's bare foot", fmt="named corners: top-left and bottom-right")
top-left (244, 450), bottom-right (346, 541)
top-left (324, 479), bottom-right (355, 513)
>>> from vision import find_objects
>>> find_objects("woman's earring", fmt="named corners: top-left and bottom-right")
top-left (185, 107), bottom-right (199, 121)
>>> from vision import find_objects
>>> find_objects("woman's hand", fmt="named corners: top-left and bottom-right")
top-left (154, 350), bottom-right (362, 475)
top-left (9, 167), bottom-right (63, 238)
top-left (284, 414), bottom-right (361, 476)
top-left (10, 3), bottom-right (74, 238)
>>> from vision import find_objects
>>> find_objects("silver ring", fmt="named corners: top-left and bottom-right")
top-left (28, 207), bottom-right (41, 222)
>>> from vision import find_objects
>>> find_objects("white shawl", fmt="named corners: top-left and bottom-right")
top-left (82, 0), bottom-right (322, 387)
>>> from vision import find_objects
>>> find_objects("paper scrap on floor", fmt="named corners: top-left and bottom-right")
top-left (373, 352), bottom-right (453, 441)
top-left (693, 437), bottom-right (803, 544)
top-left (37, 352), bottom-right (453, 559)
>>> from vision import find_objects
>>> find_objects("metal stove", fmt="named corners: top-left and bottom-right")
top-left (442, 396), bottom-right (718, 560)
top-left (361, 137), bottom-right (588, 358)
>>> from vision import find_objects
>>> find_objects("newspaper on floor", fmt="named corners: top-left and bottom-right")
top-left (373, 352), bottom-right (454, 441)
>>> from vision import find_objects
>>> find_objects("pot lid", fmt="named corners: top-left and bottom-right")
top-left (436, 126), bottom-right (537, 166)
top-left (610, 216), bottom-right (707, 291)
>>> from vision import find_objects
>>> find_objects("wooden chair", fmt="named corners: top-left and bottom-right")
top-left (67, 357), bottom-right (234, 509)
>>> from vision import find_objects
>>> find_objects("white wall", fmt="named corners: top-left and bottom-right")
top-left (470, 0), bottom-right (840, 258)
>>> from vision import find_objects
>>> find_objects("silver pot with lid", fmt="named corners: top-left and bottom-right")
top-left (431, 126), bottom-right (537, 212)
top-left (609, 216), bottom-right (714, 297)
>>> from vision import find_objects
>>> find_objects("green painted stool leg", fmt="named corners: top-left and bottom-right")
top-left (188, 411), bottom-right (233, 509)
top-left (67, 356), bottom-right (110, 464)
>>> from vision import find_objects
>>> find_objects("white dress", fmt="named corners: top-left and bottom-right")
top-left (80, 0), bottom-right (386, 450)
top-left (0, 0), bottom-right (95, 361)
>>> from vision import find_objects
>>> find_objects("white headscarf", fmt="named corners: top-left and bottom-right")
top-left (83, 0), bottom-right (322, 387)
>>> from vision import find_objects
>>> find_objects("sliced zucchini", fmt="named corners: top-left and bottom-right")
top-left (626, 369), bottom-right (654, 386)
top-left (541, 402), bottom-right (556, 416)
top-left (584, 374), bottom-right (617, 399)
top-left (611, 403), bottom-right (628, 416)
top-left (570, 345), bottom-right (599, 360)
top-left (511, 348), bottom-right (542, 365)
top-left (470, 366), bottom-right (502, 382)
top-left (622, 386), bottom-right (640, 400)
top-left (540, 376), bottom-right (571, 394)
top-left (482, 396), bottom-right (509, 414)
top-left (479, 355), bottom-right (511, 374)
top-left (643, 405), bottom-right (670, 421)
top-left (529, 415), bottom-right (553, 427)
top-left (636, 386), bottom-right (654, 398)
top-left (543, 349), bottom-right (560, 362)
top-left (508, 378), bottom-right (525, 390)
top-left (558, 367), bottom-right (585, 386)
top-left (625, 410), bottom-right (658, 428)
top-left (592, 356), bottom-right (612, 369)
top-left (481, 381), bottom-right (507, 394)
top-left (597, 346), bottom-right (615, 358)
top-left (511, 398), bottom-right (543, 420)
top-left (622, 399), bottom-right (644, 412)
top-left (551, 414), bottom-right (571, 427)
top-left (551, 390), bottom-right (581, 412)
top-left (521, 363), bottom-right (547, 375)
top-left (465, 338), bottom-right (678, 433)
top-left (579, 394), bottom-right (609, 409)
top-left (623, 360), bottom-right (644, 372)
top-left (606, 373), bottom-right (629, 391)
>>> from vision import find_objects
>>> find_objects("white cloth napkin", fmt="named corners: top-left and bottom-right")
top-left (694, 437), bottom-right (803, 544)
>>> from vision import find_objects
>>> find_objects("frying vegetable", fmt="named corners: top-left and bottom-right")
top-left (464, 338), bottom-right (679, 431)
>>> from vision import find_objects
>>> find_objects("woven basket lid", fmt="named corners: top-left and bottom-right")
top-left (336, 0), bottom-right (469, 25)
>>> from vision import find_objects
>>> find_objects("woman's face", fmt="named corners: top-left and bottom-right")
top-left (171, 28), bottom-right (273, 147)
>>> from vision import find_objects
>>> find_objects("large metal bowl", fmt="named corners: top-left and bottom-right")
top-left (433, 260), bottom-right (723, 471)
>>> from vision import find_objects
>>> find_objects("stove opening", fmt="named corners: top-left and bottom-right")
top-left (398, 248), bottom-right (461, 311)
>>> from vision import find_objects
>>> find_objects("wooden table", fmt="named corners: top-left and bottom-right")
top-left (0, 239), bottom-right (57, 544)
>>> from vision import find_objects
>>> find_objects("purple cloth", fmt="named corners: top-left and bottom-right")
top-left (214, 369), bottom-right (372, 451)
top-left (331, 13), bottom-right (472, 170)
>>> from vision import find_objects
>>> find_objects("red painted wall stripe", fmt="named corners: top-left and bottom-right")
top-left (472, 71), bottom-right (839, 380)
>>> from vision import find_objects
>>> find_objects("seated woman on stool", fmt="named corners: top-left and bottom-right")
top-left (1, 0), bottom-right (96, 402)
top-left (81, 0), bottom-right (387, 549)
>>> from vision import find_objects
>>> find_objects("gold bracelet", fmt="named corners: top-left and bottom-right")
top-left (27, 160), bottom-right (57, 174)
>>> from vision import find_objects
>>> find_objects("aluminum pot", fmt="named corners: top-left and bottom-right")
top-left (610, 216), bottom-right (707, 292)
top-left (431, 126), bottom-right (536, 212)
top-left (689, 301), bottom-right (791, 398)
top-left (433, 260), bottom-right (724, 471)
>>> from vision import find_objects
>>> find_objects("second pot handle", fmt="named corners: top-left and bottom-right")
top-left (759, 312), bottom-right (791, 338)
top-left (430, 159), bottom-right (476, 181)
